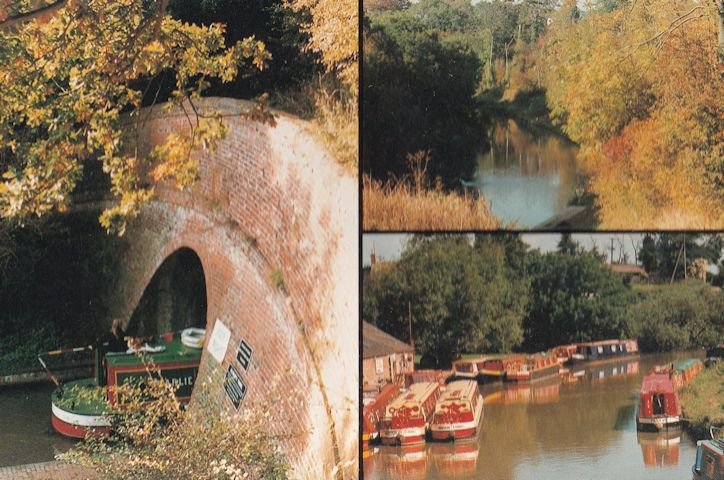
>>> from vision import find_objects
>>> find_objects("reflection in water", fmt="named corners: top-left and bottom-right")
top-left (638, 430), bottom-right (682, 467)
top-left (471, 120), bottom-right (579, 227)
top-left (365, 352), bottom-right (702, 480)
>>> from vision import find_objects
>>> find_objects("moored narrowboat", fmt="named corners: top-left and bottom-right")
top-left (380, 382), bottom-right (441, 446)
top-left (670, 358), bottom-right (703, 390)
top-left (692, 435), bottom-right (723, 480)
top-left (430, 380), bottom-right (483, 441)
top-left (452, 358), bottom-right (482, 380)
top-left (636, 371), bottom-right (681, 432)
top-left (504, 351), bottom-right (559, 382)
top-left (363, 383), bottom-right (401, 449)
top-left (570, 339), bottom-right (638, 365)
top-left (47, 329), bottom-right (203, 439)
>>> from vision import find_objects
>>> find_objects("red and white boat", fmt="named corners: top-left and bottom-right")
top-left (636, 371), bottom-right (681, 431)
top-left (380, 382), bottom-right (441, 446)
top-left (504, 351), bottom-right (559, 382)
top-left (430, 380), bottom-right (483, 441)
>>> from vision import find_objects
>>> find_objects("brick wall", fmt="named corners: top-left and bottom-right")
top-left (104, 98), bottom-right (358, 479)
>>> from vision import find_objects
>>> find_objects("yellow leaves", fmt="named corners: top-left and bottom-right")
top-left (290, 0), bottom-right (359, 93)
top-left (0, 0), bottom-right (270, 233)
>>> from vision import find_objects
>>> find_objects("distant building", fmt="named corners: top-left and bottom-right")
top-left (608, 263), bottom-right (648, 283)
top-left (362, 321), bottom-right (414, 391)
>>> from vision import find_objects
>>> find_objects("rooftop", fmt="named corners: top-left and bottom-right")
top-left (363, 321), bottom-right (413, 359)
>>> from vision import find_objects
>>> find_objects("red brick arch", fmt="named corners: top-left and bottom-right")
top-left (104, 98), bottom-right (358, 479)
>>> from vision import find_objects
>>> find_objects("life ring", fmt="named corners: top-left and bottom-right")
top-left (181, 328), bottom-right (206, 349)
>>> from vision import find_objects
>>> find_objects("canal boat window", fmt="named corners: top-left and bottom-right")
top-left (598, 346), bottom-right (604, 354)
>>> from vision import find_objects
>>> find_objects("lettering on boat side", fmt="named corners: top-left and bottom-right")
top-left (236, 339), bottom-right (253, 371)
top-left (208, 319), bottom-right (231, 364)
top-left (224, 364), bottom-right (247, 409)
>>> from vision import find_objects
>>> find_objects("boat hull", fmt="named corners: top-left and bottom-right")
top-left (636, 415), bottom-right (681, 432)
top-left (380, 426), bottom-right (426, 446)
top-left (51, 402), bottom-right (111, 439)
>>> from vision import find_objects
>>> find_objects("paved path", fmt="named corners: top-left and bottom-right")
top-left (0, 461), bottom-right (98, 479)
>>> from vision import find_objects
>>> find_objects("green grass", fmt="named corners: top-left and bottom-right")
top-left (679, 363), bottom-right (724, 440)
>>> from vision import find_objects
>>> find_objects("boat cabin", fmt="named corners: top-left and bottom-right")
top-left (430, 380), bottom-right (483, 440)
top-left (49, 329), bottom-right (203, 438)
top-left (692, 438), bottom-right (723, 480)
top-left (636, 372), bottom-right (681, 431)
top-left (452, 358), bottom-right (482, 379)
top-left (380, 382), bottom-right (441, 445)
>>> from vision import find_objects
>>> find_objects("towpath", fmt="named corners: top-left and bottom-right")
top-left (0, 461), bottom-right (98, 479)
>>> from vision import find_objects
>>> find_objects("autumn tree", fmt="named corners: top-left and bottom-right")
top-left (0, 0), bottom-right (272, 234)
top-left (543, 0), bottom-right (723, 228)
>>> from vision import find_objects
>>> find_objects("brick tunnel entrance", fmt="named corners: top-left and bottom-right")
top-left (127, 248), bottom-right (207, 337)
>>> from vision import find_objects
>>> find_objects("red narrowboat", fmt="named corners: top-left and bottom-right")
top-left (551, 344), bottom-right (578, 364)
top-left (636, 371), bottom-right (681, 432)
top-left (477, 357), bottom-right (507, 380)
top-left (363, 383), bottom-right (401, 449)
top-left (430, 380), bottom-right (484, 441)
top-left (380, 382), bottom-right (441, 446)
top-left (504, 352), bottom-right (560, 382)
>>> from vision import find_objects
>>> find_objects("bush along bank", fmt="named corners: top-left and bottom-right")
top-left (679, 362), bottom-right (724, 440)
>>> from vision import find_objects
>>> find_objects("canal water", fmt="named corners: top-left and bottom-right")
top-left (364, 351), bottom-right (703, 480)
top-left (0, 382), bottom-right (76, 467)
top-left (469, 119), bottom-right (580, 228)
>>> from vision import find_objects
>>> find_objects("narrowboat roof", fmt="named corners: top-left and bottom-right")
top-left (389, 382), bottom-right (438, 409)
top-left (105, 336), bottom-right (202, 367)
top-left (438, 380), bottom-right (478, 403)
top-left (577, 339), bottom-right (629, 347)
top-left (672, 358), bottom-right (701, 373)
top-left (641, 372), bottom-right (675, 394)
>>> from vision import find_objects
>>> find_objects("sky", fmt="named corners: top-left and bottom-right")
top-left (362, 233), bottom-right (647, 266)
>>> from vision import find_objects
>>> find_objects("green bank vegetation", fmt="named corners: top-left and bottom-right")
top-left (679, 363), bottom-right (724, 440)
top-left (363, 233), bottom-right (724, 368)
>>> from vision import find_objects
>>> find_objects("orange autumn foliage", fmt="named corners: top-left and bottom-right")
top-left (544, 0), bottom-right (723, 228)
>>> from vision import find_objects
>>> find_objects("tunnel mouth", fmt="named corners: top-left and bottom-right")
top-left (127, 247), bottom-right (207, 337)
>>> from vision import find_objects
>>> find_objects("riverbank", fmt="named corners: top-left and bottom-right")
top-left (362, 175), bottom-right (500, 230)
top-left (679, 363), bottom-right (724, 440)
